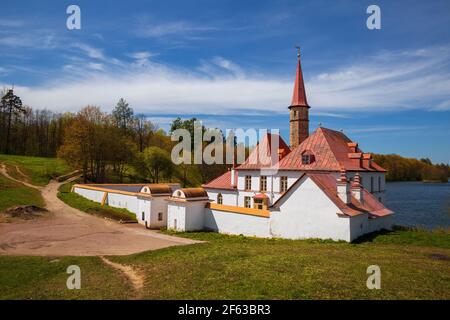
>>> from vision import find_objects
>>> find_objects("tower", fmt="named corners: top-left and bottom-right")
top-left (289, 48), bottom-right (310, 148)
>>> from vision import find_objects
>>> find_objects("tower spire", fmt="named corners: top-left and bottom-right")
top-left (290, 46), bottom-right (309, 107)
top-left (289, 47), bottom-right (310, 148)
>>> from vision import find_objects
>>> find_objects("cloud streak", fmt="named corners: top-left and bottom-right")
top-left (3, 45), bottom-right (450, 115)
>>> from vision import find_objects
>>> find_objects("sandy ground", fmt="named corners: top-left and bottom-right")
top-left (0, 165), bottom-right (201, 256)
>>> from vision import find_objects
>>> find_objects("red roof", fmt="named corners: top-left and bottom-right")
top-left (202, 170), bottom-right (236, 190)
top-left (253, 193), bottom-right (269, 199)
top-left (277, 127), bottom-right (386, 172)
top-left (237, 133), bottom-right (291, 170)
top-left (273, 172), bottom-right (393, 217)
top-left (290, 55), bottom-right (309, 107)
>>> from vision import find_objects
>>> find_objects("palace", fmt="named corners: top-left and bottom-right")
top-left (73, 53), bottom-right (393, 242)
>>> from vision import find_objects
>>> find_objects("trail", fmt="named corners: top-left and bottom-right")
top-left (100, 256), bottom-right (144, 297)
top-left (0, 164), bottom-right (42, 190)
top-left (0, 162), bottom-right (202, 256)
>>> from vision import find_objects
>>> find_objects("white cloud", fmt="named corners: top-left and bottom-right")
top-left (0, 19), bottom-right (24, 27)
top-left (136, 20), bottom-right (217, 38)
top-left (307, 46), bottom-right (450, 111)
top-left (3, 46), bottom-right (450, 116)
top-left (128, 51), bottom-right (158, 67)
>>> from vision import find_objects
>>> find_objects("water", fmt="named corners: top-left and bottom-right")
top-left (384, 181), bottom-right (450, 229)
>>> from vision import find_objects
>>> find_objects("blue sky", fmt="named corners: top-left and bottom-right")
top-left (1, 0), bottom-right (449, 163)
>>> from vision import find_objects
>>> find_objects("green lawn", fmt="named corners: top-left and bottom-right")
top-left (0, 256), bottom-right (133, 299)
top-left (58, 182), bottom-right (137, 222)
top-left (0, 175), bottom-right (45, 212)
top-left (0, 229), bottom-right (449, 299)
top-left (0, 154), bottom-right (72, 186)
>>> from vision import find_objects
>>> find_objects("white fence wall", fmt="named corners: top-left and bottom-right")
top-left (204, 208), bottom-right (270, 237)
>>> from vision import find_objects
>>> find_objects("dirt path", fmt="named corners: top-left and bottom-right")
top-left (0, 164), bottom-right (201, 256)
top-left (100, 256), bottom-right (144, 297)
top-left (0, 164), bottom-right (42, 190)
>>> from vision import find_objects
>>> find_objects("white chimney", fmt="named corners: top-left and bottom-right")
top-left (230, 167), bottom-right (236, 188)
top-left (351, 172), bottom-right (363, 202)
top-left (337, 168), bottom-right (351, 204)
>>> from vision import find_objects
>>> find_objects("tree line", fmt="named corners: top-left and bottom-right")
top-left (0, 90), bottom-right (227, 186)
top-left (1, 89), bottom-right (448, 185)
top-left (372, 154), bottom-right (449, 182)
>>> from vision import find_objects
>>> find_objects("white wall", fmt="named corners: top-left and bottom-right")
top-left (106, 193), bottom-right (139, 214)
top-left (149, 197), bottom-right (168, 228)
top-left (185, 201), bottom-right (208, 231)
top-left (347, 171), bottom-right (386, 202)
top-left (167, 201), bottom-right (207, 231)
top-left (270, 176), bottom-right (352, 242)
top-left (204, 209), bottom-right (270, 237)
top-left (236, 170), bottom-right (302, 207)
top-left (167, 203), bottom-right (185, 231)
top-left (137, 198), bottom-right (150, 227)
top-left (205, 189), bottom-right (238, 206)
top-left (74, 187), bottom-right (105, 203)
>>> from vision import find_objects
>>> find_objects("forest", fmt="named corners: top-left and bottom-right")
top-left (1, 89), bottom-right (448, 185)
top-left (372, 154), bottom-right (449, 182)
top-left (0, 89), bottom-right (227, 186)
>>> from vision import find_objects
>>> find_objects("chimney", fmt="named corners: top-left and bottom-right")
top-left (362, 153), bottom-right (372, 168)
top-left (351, 172), bottom-right (363, 202)
top-left (347, 142), bottom-right (358, 153)
top-left (336, 168), bottom-right (351, 204)
top-left (230, 167), bottom-right (236, 188)
top-left (289, 48), bottom-right (310, 148)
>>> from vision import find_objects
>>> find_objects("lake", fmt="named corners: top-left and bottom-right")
top-left (384, 181), bottom-right (450, 229)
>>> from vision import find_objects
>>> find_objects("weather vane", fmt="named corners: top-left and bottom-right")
top-left (295, 46), bottom-right (301, 58)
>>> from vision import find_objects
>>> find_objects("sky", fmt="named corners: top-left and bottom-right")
top-left (0, 0), bottom-right (449, 163)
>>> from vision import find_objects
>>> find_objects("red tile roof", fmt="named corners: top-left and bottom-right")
top-left (253, 193), bottom-right (269, 199)
top-left (272, 172), bottom-right (393, 217)
top-left (277, 127), bottom-right (386, 172)
top-left (236, 133), bottom-right (291, 170)
top-left (202, 170), bottom-right (236, 190)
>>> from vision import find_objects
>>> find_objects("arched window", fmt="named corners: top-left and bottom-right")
top-left (217, 193), bottom-right (223, 204)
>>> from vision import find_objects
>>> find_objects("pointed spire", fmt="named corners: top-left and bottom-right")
top-left (290, 47), bottom-right (309, 107)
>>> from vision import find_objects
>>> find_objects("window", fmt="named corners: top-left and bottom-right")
top-left (280, 176), bottom-right (288, 193)
top-left (260, 176), bottom-right (267, 191)
top-left (245, 175), bottom-right (252, 190)
top-left (378, 176), bottom-right (381, 192)
top-left (217, 193), bottom-right (223, 204)
top-left (158, 212), bottom-right (163, 221)
top-left (244, 196), bottom-right (251, 208)
top-left (370, 177), bottom-right (374, 193)
top-left (253, 198), bottom-right (268, 210)
top-left (302, 154), bottom-right (311, 164)
top-left (141, 212), bottom-right (145, 221)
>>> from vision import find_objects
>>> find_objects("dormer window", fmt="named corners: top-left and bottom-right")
top-left (302, 154), bottom-right (311, 164)
top-left (301, 150), bottom-right (314, 165)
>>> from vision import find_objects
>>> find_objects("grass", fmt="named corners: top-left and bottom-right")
top-left (0, 175), bottom-right (44, 212)
top-left (0, 256), bottom-right (132, 299)
top-left (0, 154), bottom-right (72, 186)
top-left (57, 182), bottom-right (137, 222)
top-left (108, 230), bottom-right (450, 300)
top-left (0, 229), bottom-right (449, 299)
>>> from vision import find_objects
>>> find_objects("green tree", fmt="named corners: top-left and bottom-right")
top-left (112, 98), bottom-right (134, 131)
top-left (142, 146), bottom-right (174, 183)
top-left (0, 89), bottom-right (26, 154)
